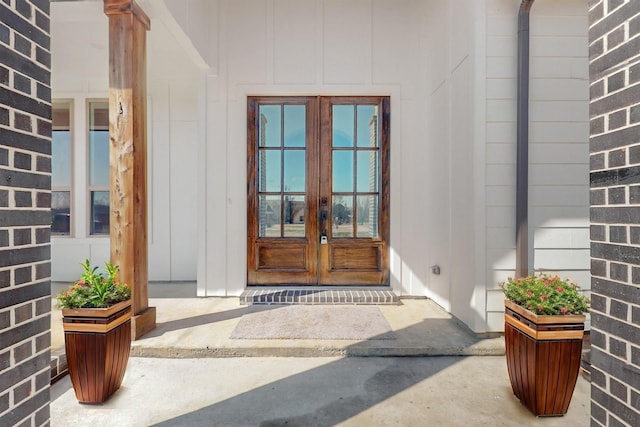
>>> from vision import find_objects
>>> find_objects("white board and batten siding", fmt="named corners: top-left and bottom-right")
top-left (49, 0), bottom-right (590, 333)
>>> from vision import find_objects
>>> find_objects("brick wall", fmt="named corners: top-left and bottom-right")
top-left (0, 0), bottom-right (52, 426)
top-left (589, 0), bottom-right (640, 426)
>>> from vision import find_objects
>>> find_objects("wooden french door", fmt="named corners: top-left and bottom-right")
top-left (247, 96), bottom-right (389, 286)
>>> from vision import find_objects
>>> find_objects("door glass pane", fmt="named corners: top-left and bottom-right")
top-left (52, 134), bottom-right (71, 187)
top-left (259, 150), bottom-right (282, 192)
top-left (284, 105), bottom-right (306, 147)
top-left (284, 150), bottom-right (305, 192)
top-left (51, 191), bottom-right (71, 235)
top-left (332, 105), bottom-right (354, 147)
top-left (88, 102), bottom-right (110, 187)
top-left (357, 105), bottom-right (378, 147)
top-left (357, 195), bottom-right (378, 238)
top-left (259, 195), bottom-right (281, 237)
top-left (332, 196), bottom-right (353, 238)
top-left (357, 151), bottom-right (378, 192)
top-left (332, 151), bottom-right (353, 192)
top-left (259, 105), bottom-right (281, 147)
top-left (90, 191), bottom-right (110, 235)
top-left (284, 196), bottom-right (305, 237)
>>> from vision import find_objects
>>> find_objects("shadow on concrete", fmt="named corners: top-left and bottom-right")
top-left (146, 318), bottom-right (479, 426)
top-left (141, 304), bottom-right (275, 338)
top-left (151, 350), bottom-right (462, 427)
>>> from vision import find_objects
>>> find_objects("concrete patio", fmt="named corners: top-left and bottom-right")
top-left (50, 282), bottom-right (505, 360)
top-left (49, 283), bottom-right (591, 426)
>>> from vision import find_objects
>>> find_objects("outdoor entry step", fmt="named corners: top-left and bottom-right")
top-left (240, 287), bottom-right (400, 305)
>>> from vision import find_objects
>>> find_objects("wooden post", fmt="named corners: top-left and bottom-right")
top-left (104, 0), bottom-right (155, 340)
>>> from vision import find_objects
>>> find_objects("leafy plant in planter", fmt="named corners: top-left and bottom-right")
top-left (501, 274), bottom-right (590, 417)
top-left (57, 259), bottom-right (132, 403)
top-left (58, 259), bottom-right (131, 309)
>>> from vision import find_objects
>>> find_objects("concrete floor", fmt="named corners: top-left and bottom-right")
top-left (50, 356), bottom-right (591, 426)
top-left (51, 282), bottom-right (505, 357)
top-left (49, 283), bottom-right (590, 425)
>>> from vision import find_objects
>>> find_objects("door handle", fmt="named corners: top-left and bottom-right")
top-left (320, 210), bottom-right (328, 244)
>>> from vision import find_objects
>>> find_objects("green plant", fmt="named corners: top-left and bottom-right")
top-left (500, 274), bottom-right (589, 315)
top-left (57, 259), bottom-right (131, 309)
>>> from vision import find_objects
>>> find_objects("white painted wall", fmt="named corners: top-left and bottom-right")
top-left (50, 1), bottom-right (200, 282)
top-left (421, 0), bottom-right (487, 331)
top-left (484, 0), bottom-right (590, 331)
top-left (50, 0), bottom-right (591, 333)
top-left (199, 0), bottom-right (438, 299)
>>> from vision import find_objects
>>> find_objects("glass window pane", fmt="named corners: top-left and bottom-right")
top-left (89, 102), bottom-right (110, 187)
top-left (332, 105), bottom-right (354, 147)
top-left (284, 105), bottom-right (306, 147)
top-left (284, 150), bottom-right (305, 192)
top-left (259, 150), bottom-right (282, 192)
top-left (357, 151), bottom-right (378, 193)
top-left (357, 105), bottom-right (378, 147)
top-left (332, 196), bottom-right (353, 238)
top-left (52, 130), bottom-right (71, 187)
top-left (357, 195), bottom-right (378, 238)
top-left (332, 150), bottom-right (353, 192)
top-left (259, 105), bottom-right (281, 147)
top-left (51, 191), bottom-right (71, 235)
top-left (89, 130), bottom-right (109, 186)
top-left (259, 195), bottom-right (281, 237)
top-left (284, 196), bottom-right (305, 237)
top-left (90, 191), bottom-right (110, 235)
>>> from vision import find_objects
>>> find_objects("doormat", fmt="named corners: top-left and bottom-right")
top-left (230, 305), bottom-right (395, 340)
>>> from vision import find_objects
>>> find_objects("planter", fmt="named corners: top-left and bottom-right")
top-left (62, 300), bottom-right (132, 403)
top-left (504, 299), bottom-right (585, 417)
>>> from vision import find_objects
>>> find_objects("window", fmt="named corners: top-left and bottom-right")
top-left (88, 101), bottom-right (110, 235)
top-left (51, 99), bottom-right (112, 238)
top-left (51, 101), bottom-right (72, 235)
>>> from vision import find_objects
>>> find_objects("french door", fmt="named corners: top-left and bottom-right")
top-left (247, 96), bottom-right (389, 286)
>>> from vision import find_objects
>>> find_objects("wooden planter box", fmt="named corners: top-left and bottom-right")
top-left (504, 299), bottom-right (585, 417)
top-left (62, 300), bottom-right (132, 403)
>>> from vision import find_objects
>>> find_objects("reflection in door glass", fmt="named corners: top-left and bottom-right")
top-left (284, 105), bottom-right (306, 147)
top-left (332, 151), bottom-right (353, 192)
top-left (357, 151), bottom-right (378, 193)
top-left (283, 150), bottom-right (305, 192)
top-left (259, 105), bottom-right (282, 147)
top-left (357, 195), bottom-right (378, 238)
top-left (259, 195), bottom-right (281, 237)
top-left (259, 150), bottom-right (282, 192)
top-left (357, 105), bottom-right (378, 147)
top-left (283, 196), bottom-right (305, 237)
top-left (332, 196), bottom-right (353, 238)
top-left (332, 105), bottom-right (354, 147)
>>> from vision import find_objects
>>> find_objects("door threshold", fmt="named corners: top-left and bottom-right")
top-left (240, 287), bottom-right (399, 305)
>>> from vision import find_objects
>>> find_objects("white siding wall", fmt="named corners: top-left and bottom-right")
top-left (50, 0), bottom-right (591, 333)
top-left (50, 1), bottom-right (200, 282)
top-left (421, 0), bottom-right (487, 330)
top-left (485, 0), bottom-right (590, 331)
top-left (200, 0), bottom-right (438, 298)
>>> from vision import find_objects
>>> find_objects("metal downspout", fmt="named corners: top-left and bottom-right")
top-left (516, 0), bottom-right (535, 278)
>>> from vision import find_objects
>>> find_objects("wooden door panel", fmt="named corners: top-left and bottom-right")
top-left (257, 244), bottom-right (307, 269)
top-left (317, 96), bottom-right (390, 286)
top-left (330, 245), bottom-right (380, 270)
top-left (247, 96), bottom-right (389, 286)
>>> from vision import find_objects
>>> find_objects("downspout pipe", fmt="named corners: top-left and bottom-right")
top-left (516, 0), bottom-right (535, 278)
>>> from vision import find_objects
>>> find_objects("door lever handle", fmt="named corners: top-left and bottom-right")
top-left (321, 210), bottom-right (328, 239)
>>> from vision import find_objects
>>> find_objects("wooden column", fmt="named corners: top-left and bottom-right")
top-left (104, 0), bottom-right (155, 340)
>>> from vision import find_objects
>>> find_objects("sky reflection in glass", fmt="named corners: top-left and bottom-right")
top-left (52, 130), bottom-right (71, 187)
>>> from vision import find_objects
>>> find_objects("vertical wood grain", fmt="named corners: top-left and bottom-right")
top-left (104, 0), bottom-right (151, 322)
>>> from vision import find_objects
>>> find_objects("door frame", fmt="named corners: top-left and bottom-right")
top-left (246, 95), bottom-right (390, 286)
